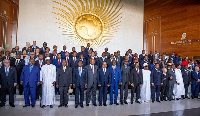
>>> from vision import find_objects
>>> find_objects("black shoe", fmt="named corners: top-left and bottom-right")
top-left (10, 104), bottom-right (15, 107)
top-left (120, 102), bottom-right (124, 105)
top-left (114, 103), bottom-right (119, 105)
top-left (31, 105), bottom-right (35, 108)
top-left (157, 101), bottom-right (161, 103)
top-left (0, 104), bottom-right (5, 107)
top-left (99, 104), bottom-right (102, 106)
top-left (131, 101), bottom-right (133, 104)
top-left (86, 104), bottom-right (89, 106)
top-left (152, 101), bottom-right (154, 103)
top-left (23, 105), bottom-right (29, 107)
top-left (176, 98), bottom-right (179, 100)
top-left (103, 104), bottom-right (107, 106)
top-left (41, 105), bottom-right (45, 108)
top-left (80, 105), bottom-right (84, 108)
top-left (65, 104), bottom-right (68, 107)
top-left (58, 104), bottom-right (62, 107)
top-left (109, 103), bottom-right (113, 105)
top-left (75, 105), bottom-right (78, 108)
top-left (124, 101), bottom-right (128, 104)
top-left (135, 101), bottom-right (141, 104)
top-left (50, 105), bottom-right (53, 108)
top-left (93, 104), bottom-right (97, 106)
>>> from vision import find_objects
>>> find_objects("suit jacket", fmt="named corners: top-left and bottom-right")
top-left (107, 59), bottom-right (114, 67)
top-left (130, 67), bottom-right (143, 86)
top-left (97, 68), bottom-right (111, 86)
top-left (98, 57), bottom-right (107, 68)
top-left (69, 57), bottom-right (79, 69)
top-left (85, 65), bottom-right (98, 88)
top-left (60, 51), bottom-right (67, 59)
top-left (53, 59), bottom-right (63, 68)
top-left (191, 71), bottom-right (200, 85)
top-left (108, 65), bottom-right (122, 84)
top-left (166, 69), bottom-right (176, 84)
top-left (73, 67), bottom-right (87, 87)
top-left (0, 66), bottom-right (17, 88)
top-left (79, 58), bottom-right (87, 67)
top-left (3, 56), bottom-right (13, 61)
top-left (63, 57), bottom-right (70, 66)
top-left (56, 66), bottom-right (72, 87)
top-left (139, 54), bottom-right (145, 61)
top-left (182, 69), bottom-right (191, 85)
top-left (121, 65), bottom-right (131, 84)
top-left (150, 68), bottom-right (163, 85)
top-left (139, 60), bottom-right (150, 69)
top-left (11, 59), bottom-right (24, 78)
top-left (40, 47), bottom-right (46, 54)
top-left (31, 45), bottom-right (39, 52)
top-left (85, 47), bottom-right (93, 54)
top-left (77, 52), bottom-right (88, 59)
top-left (87, 57), bottom-right (99, 66)
top-left (20, 65), bottom-right (40, 88)
top-left (35, 60), bottom-right (45, 70)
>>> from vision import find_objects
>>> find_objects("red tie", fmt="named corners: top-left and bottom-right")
top-left (39, 60), bottom-right (42, 68)
top-left (58, 59), bottom-right (60, 66)
top-left (64, 50), bottom-right (65, 54)
top-left (113, 68), bottom-right (115, 74)
top-left (7, 56), bottom-right (9, 59)
top-left (66, 58), bottom-right (68, 66)
top-left (91, 65), bottom-right (94, 74)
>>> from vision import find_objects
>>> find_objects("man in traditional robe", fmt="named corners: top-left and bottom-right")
top-left (40, 57), bottom-right (56, 108)
top-left (174, 64), bottom-right (185, 100)
top-left (140, 63), bottom-right (151, 103)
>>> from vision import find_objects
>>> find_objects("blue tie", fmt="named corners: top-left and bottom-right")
top-left (79, 68), bottom-right (82, 77)
top-left (30, 66), bottom-right (33, 72)
top-left (6, 67), bottom-right (8, 76)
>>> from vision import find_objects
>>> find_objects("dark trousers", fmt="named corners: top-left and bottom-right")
top-left (75, 85), bottom-right (84, 105)
top-left (151, 85), bottom-right (161, 102)
top-left (110, 82), bottom-right (119, 103)
top-left (191, 84), bottom-right (199, 98)
top-left (120, 82), bottom-right (128, 103)
top-left (161, 81), bottom-right (167, 100)
top-left (59, 86), bottom-right (69, 105)
top-left (99, 82), bottom-right (108, 104)
top-left (167, 83), bottom-right (174, 100)
top-left (36, 85), bottom-right (42, 99)
top-left (184, 84), bottom-right (189, 97)
top-left (86, 84), bottom-right (96, 104)
top-left (0, 83), bottom-right (14, 105)
top-left (24, 83), bottom-right (37, 105)
top-left (131, 84), bottom-right (140, 102)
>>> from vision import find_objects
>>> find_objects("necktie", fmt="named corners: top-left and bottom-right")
top-left (79, 67), bottom-right (82, 77)
top-left (91, 65), bottom-right (94, 74)
top-left (58, 59), bottom-right (60, 66)
top-left (7, 56), bottom-right (9, 60)
top-left (5, 67), bottom-right (8, 76)
top-left (137, 68), bottom-right (139, 75)
top-left (104, 68), bottom-right (106, 74)
top-left (15, 59), bottom-right (18, 66)
top-left (66, 58), bottom-right (68, 66)
top-left (30, 66), bottom-right (33, 72)
top-left (39, 60), bottom-right (42, 68)
top-left (113, 67), bottom-right (115, 74)
top-left (64, 50), bottom-right (66, 54)
top-left (74, 58), bottom-right (76, 63)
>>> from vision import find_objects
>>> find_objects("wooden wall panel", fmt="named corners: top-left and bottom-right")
top-left (144, 0), bottom-right (200, 59)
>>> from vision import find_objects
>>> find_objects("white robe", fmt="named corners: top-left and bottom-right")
top-left (40, 64), bottom-right (56, 105)
top-left (140, 69), bottom-right (151, 101)
top-left (174, 68), bottom-right (185, 99)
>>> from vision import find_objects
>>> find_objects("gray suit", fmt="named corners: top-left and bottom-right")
top-left (56, 66), bottom-right (72, 105)
top-left (120, 65), bottom-right (130, 103)
top-left (85, 64), bottom-right (98, 104)
top-left (166, 68), bottom-right (176, 100)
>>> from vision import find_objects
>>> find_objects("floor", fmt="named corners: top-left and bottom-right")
top-left (1, 99), bottom-right (200, 116)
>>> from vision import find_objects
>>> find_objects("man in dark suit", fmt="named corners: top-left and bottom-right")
top-left (69, 47), bottom-right (76, 58)
top-left (77, 46), bottom-right (88, 59)
top-left (73, 60), bottom-right (87, 108)
top-left (130, 62), bottom-right (143, 104)
top-left (148, 51), bottom-right (154, 64)
top-left (31, 41), bottom-right (39, 52)
top-left (107, 54), bottom-right (115, 67)
top-left (139, 55), bottom-right (150, 69)
top-left (85, 59), bottom-right (98, 106)
top-left (167, 63), bottom-right (176, 101)
top-left (98, 52), bottom-right (108, 68)
top-left (160, 68), bottom-right (168, 101)
top-left (69, 52), bottom-right (79, 69)
top-left (53, 53), bottom-right (62, 68)
top-left (11, 54), bottom-right (25, 95)
top-left (139, 50), bottom-right (146, 61)
top-left (60, 45), bottom-right (67, 59)
top-left (0, 59), bottom-right (17, 107)
top-left (191, 66), bottom-right (200, 99)
top-left (88, 52), bottom-right (99, 66)
top-left (150, 63), bottom-right (163, 103)
top-left (15, 46), bottom-right (22, 55)
top-left (35, 54), bottom-right (45, 99)
top-left (182, 65), bottom-right (191, 99)
top-left (40, 42), bottom-right (47, 54)
top-left (85, 43), bottom-right (93, 54)
top-left (97, 62), bottom-right (111, 106)
top-left (109, 60), bottom-right (122, 105)
top-left (120, 60), bottom-right (130, 105)
top-left (22, 42), bottom-right (31, 53)
top-left (20, 59), bottom-right (40, 107)
top-left (79, 54), bottom-right (87, 67)
top-left (63, 52), bottom-right (70, 67)
top-left (56, 59), bottom-right (72, 107)
top-left (3, 51), bottom-right (13, 61)
top-left (104, 48), bottom-right (110, 59)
